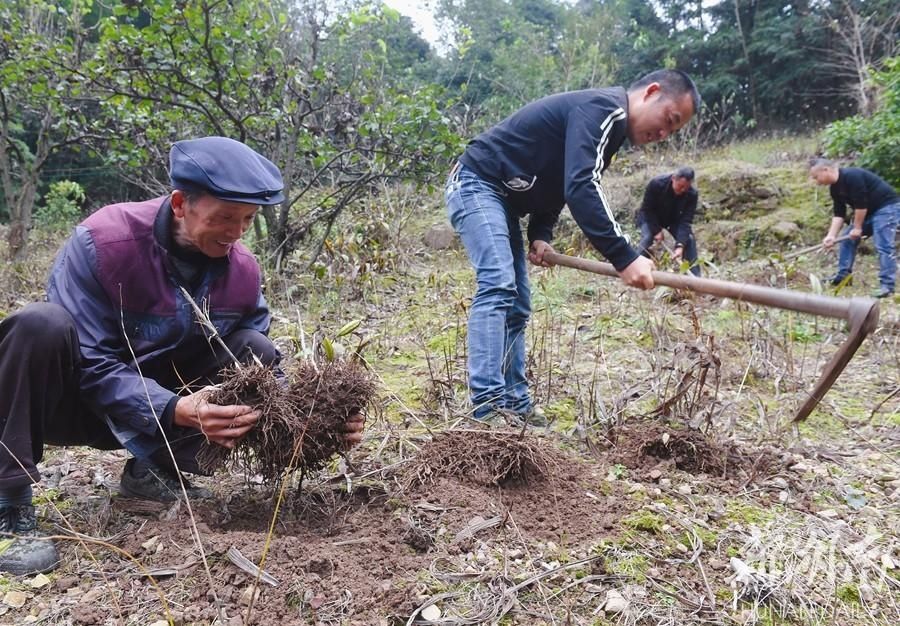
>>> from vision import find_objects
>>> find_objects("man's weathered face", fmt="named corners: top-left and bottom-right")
top-left (627, 84), bottom-right (694, 146)
top-left (809, 167), bottom-right (838, 186)
top-left (171, 191), bottom-right (259, 258)
top-left (671, 176), bottom-right (692, 196)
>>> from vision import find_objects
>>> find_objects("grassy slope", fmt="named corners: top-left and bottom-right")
top-left (1, 136), bottom-right (897, 624)
top-left (275, 135), bottom-right (899, 624)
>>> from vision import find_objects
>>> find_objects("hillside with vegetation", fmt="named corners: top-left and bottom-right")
top-left (0, 1), bottom-right (898, 625)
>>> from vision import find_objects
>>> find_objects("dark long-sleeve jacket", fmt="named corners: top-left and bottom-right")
top-left (458, 87), bottom-right (638, 271)
top-left (830, 167), bottom-right (898, 219)
top-left (637, 174), bottom-right (698, 246)
top-left (46, 197), bottom-right (270, 456)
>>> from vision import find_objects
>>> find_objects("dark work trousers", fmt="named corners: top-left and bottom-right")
top-left (638, 221), bottom-right (701, 277)
top-left (0, 302), bottom-right (279, 489)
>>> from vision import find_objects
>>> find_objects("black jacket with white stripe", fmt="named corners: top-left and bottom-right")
top-left (458, 87), bottom-right (638, 271)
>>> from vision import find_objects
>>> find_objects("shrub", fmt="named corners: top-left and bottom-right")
top-left (823, 56), bottom-right (900, 188)
top-left (34, 180), bottom-right (85, 229)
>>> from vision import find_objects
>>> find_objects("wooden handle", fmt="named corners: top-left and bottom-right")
top-left (543, 250), bottom-right (880, 422)
top-left (543, 251), bottom-right (870, 322)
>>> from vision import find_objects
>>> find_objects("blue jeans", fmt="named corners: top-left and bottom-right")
top-left (835, 201), bottom-right (899, 291)
top-left (638, 221), bottom-right (701, 276)
top-left (445, 164), bottom-right (532, 418)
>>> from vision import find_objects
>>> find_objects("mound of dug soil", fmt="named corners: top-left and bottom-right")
top-left (610, 420), bottom-right (780, 481)
top-left (404, 429), bottom-right (564, 487)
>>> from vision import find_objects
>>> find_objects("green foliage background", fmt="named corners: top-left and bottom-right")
top-left (823, 56), bottom-right (900, 187)
top-left (0, 0), bottom-right (897, 261)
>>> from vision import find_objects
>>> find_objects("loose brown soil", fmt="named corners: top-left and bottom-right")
top-left (13, 422), bottom-right (652, 623)
top-left (608, 418), bottom-right (785, 484)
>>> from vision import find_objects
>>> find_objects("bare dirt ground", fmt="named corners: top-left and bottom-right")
top-left (1, 169), bottom-right (899, 624)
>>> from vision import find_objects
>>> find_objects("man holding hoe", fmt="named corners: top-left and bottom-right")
top-left (446, 69), bottom-right (702, 426)
top-left (809, 158), bottom-right (899, 298)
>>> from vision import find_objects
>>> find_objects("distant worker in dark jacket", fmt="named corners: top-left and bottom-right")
top-left (637, 167), bottom-right (701, 276)
top-left (0, 137), bottom-right (365, 575)
top-left (446, 69), bottom-right (701, 427)
top-left (809, 159), bottom-right (899, 298)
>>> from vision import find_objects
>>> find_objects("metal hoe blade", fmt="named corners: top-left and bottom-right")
top-left (544, 251), bottom-right (880, 422)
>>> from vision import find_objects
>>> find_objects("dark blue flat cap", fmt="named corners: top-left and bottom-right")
top-left (169, 136), bottom-right (284, 205)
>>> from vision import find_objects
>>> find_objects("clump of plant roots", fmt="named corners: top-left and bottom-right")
top-left (197, 360), bottom-right (376, 481)
top-left (405, 430), bottom-right (559, 487)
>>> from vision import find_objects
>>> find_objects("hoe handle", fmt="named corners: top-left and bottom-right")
top-left (543, 251), bottom-right (880, 422)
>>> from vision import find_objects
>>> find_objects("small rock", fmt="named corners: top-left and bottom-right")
top-left (769, 477), bottom-right (789, 489)
top-left (423, 225), bottom-right (457, 250)
top-left (677, 485), bottom-right (692, 495)
top-left (141, 535), bottom-right (160, 551)
top-left (650, 488), bottom-right (662, 497)
top-left (55, 576), bottom-right (78, 591)
top-left (239, 586), bottom-right (262, 607)
top-left (604, 589), bottom-right (629, 613)
top-left (647, 567), bottom-right (661, 577)
top-left (791, 462), bottom-right (812, 473)
top-left (81, 588), bottom-right (104, 604)
top-left (707, 508), bottom-right (725, 521)
top-left (649, 470), bottom-right (663, 481)
top-left (778, 491), bottom-right (790, 503)
top-left (659, 478), bottom-right (672, 488)
top-left (771, 221), bottom-right (800, 239)
top-left (881, 554), bottom-right (896, 570)
top-left (541, 560), bottom-right (561, 571)
top-left (708, 558), bottom-right (729, 570)
top-left (28, 574), bottom-right (51, 589)
top-left (859, 584), bottom-right (875, 603)
top-left (22, 617), bottom-right (38, 624)
top-left (584, 583), bottom-right (605, 593)
top-left (2, 591), bottom-right (28, 608)
top-left (626, 584), bottom-right (647, 599)
top-left (420, 604), bottom-right (442, 620)
top-left (818, 509), bottom-right (840, 519)
top-left (675, 543), bottom-right (689, 553)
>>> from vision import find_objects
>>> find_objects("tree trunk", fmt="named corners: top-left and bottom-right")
top-left (733, 0), bottom-right (760, 123)
top-left (7, 220), bottom-right (28, 261)
top-left (6, 176), bottom-right (37, 261)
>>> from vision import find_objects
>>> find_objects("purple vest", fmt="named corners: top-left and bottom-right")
top-left (81, 197), bottom-right (261, 318)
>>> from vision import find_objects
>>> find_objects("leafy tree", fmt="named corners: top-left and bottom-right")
top-left (437, 0), bottom-right (618, 130)
top-left (823, 56), bottom-right (900, 187)
top-left (0, 0), bottom-right (101, 259)
top-left (815, 0), bottom-right (900, 115)
top-left (87, 0), bottom-right (460, 266)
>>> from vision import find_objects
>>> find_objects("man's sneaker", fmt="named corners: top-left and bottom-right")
top-left (871, 288), bottom-right (895, 299)
top-left (473, 410), bottom-right (510, 428)
top-left (0, 505), bottom-right (60, 575)
top-left (120, 458), bottom-right (213, 502)
top-left (828, 273), bottom-right (852, 286)
top-left (520, 406), bottom-right (550, 427)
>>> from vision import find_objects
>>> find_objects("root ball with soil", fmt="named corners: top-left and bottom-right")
top-left (197, 360), bottom-right (377, 481)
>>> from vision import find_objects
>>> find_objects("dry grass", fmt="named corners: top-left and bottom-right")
top-left (404, 429), bottom-right (561, 488)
